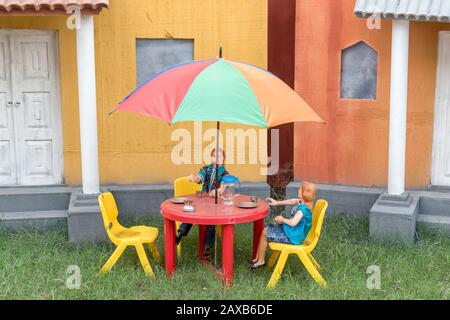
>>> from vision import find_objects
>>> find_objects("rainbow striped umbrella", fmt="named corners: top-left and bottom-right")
top-left (112, 57), bottom-right (323, 127)
top-left (111, 51), bottom-right (323, 203)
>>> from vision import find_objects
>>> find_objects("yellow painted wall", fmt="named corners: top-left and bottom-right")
top-left (96, 0), bottom-right (268, 185)
top-left (0, 0), bottom-right (268, 186)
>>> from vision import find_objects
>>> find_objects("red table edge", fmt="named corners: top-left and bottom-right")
top-left (160, 200), bottom-right (269, 225)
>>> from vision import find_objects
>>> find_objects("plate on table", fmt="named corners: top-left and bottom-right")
top-left (169, 197), bottom-right (189, 204)
top-left (236, 201), bottom-right (257, 209)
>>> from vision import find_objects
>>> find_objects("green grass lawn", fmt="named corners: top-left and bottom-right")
top-left (0, 215), bottom-right (448, 300)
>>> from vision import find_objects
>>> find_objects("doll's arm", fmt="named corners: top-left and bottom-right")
top-left (189, 174), bottom-right (202, 183)
top-left (272, 198), bottom-right (301, 206)
top-left (277, 211), bottom-right (304, 227)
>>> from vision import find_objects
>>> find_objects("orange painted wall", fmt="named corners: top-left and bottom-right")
top-left (294, 0), bottom-right (450, 189)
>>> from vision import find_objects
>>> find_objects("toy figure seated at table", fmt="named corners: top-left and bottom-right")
top-left (249, 181), bottom-right (317, 269)
top-left (176, 148), bottom-right (230, 258)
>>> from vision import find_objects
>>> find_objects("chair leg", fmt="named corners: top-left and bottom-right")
top-left (100, 243), bottom-right (127, 274)
top-left (267, 250), bottom-right (281, 269)
top-left (148, 243), bottom-right (161, 264)
top-left (135, 243), bottom-right (155, 278)
top-left (307, 253), bottom-right (321, 271)
top-left (176, 222), bottom-right (182, 258)
top-left (297, 251), bottom-right (327, 288)
top-left (267, 251), bottom-right (289, 289)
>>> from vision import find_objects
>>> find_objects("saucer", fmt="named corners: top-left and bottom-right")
top-left (236, 201), bottom-right (257, 209)
top-left (170, 197), bottom-right (188, 204)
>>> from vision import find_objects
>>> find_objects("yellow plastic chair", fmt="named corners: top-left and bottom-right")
top-left (266, 199), bottom-right (329, 288)
top-left (98, 192), bottom-right (161, 278)
top-left (174, 177), bottom-right (203, 257)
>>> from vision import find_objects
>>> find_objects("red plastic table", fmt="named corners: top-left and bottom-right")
top-left (160, 194), bottom-right (269, 287)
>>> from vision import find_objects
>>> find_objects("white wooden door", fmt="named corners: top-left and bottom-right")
top-left (0, 30), bottom-right (63, 186)
top-left (0, 33), bottom-right (17, 185)
top-left (432, 32), bottom-right (450, 187)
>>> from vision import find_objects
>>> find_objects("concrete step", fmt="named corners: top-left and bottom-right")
top-left (417, 214), bottom-right (450, 224)
top-left (76, 193), bottom-right (100, 201)
top-left (417, 194), bottom-right (450, 218)
top-left (0, 210), bottom-right (68, 220)
top-left (0, 188), bottom-right (71, 213)
top-left (72, 198), bottom-right (99, 208)
top-left (0, 210), bottom-right (67, 230)
top-left (417, 214), bottom-right (450, 235)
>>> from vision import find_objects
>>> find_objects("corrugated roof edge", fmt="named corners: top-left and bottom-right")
top-left (0, 0), bottom-right (108, 15)
top-left (354, 0), bottom-right (450, 23)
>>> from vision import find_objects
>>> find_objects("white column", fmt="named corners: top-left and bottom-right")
top-left (76, 15), bottom-right (100, 194)
top-left (388, 19), bottom-right (410, 195)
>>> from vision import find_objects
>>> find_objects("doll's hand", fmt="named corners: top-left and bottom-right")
top-left (266, 198), bottom-right (278, 206)
top-left (273, 216), bottom-right (284, 224)
top-left (189, 174), bottom-right (198, 183)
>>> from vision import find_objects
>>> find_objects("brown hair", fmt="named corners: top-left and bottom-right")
top-left (301, 181), bottom-right (317, 203)
top-left (211, 148), bottom-right (226, 161)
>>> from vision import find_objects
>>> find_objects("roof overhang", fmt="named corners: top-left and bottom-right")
top-left (0, 0), bottom-right (109, 16)
top-left (354, 0), bottom-right (450, 23)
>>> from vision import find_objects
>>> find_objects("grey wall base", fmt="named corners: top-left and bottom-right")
top-left (287, 183), bottom-right (424, 242)
top-left (1, 183), bottom-right (449, 243)
top-left (369, 193), bottom-right (419, 242)
top-left (0, 211), bottom-right (67, 231)
top-left (68, 189), bottom-right (107, 243)
top-left (0, 186), bottom-right (70, 231)
top-left (286, 182), bottom-right (382, 218)
top-left (66, 183), bottom-right (271, 243)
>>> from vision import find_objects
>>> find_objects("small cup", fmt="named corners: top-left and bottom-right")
top-left (251, 196), bottom-right (258, 203)
top-left (184, 198), bottom-right (192, 206)
top-left (196, 190), bottom-right (203, 198)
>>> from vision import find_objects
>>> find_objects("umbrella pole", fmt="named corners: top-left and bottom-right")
top-left (215, 121), bottom-right (220, 204)
top-left (214, 121), bottom-right (220, 268)
top-left (215, 46), bottom-right (222, 205)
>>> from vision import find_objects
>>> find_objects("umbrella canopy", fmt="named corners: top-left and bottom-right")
top-left (111, 58), bottom-right (324, 127)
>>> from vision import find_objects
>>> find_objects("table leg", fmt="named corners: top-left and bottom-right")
top-left (253, 218), bottom-right (264, 259)
top-left (198, 225), bottom-right (207, 262)
top-left (164, 218), bottom-right (176, 277)
top-left (222, 224), bottom-right (234, 287)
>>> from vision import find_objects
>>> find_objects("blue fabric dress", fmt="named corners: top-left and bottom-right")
top-left (266, 203), bottom-right (313, 245)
